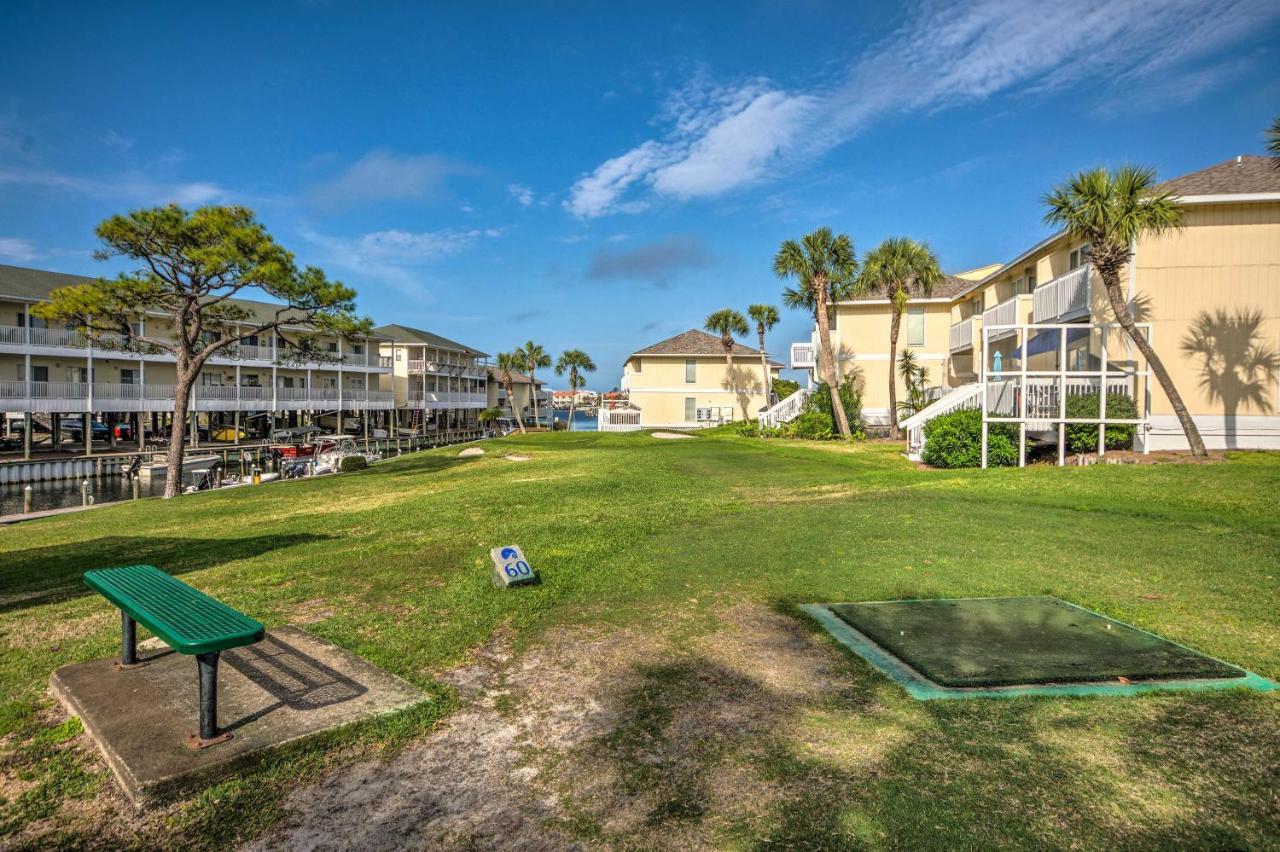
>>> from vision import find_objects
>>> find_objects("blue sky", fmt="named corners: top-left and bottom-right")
top-left (1, 1), bottom-right (1278, 389)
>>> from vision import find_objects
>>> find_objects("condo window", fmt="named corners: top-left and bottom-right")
top-left (396, 349), bottom-right (403, 361)
top-left (1069, 244), bottom-right (1090, 270)
top-left (119, 369), bottom-right (137, 385)
top-left (684, 397), bottom-right (696, 422)
top-left (907, 309), bottom-right (925, 347)
top-left (685, 359), bottom-right (696, 383)
top-left (31, 365), bottom-right (48, 382)
top-left (633, 358), bottom-right (641, 372)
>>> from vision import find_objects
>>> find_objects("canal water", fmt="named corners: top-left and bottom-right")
top-left (551, 410), bottom-right (598, 431)
top-left (0, 474), bottom-right (169, 516)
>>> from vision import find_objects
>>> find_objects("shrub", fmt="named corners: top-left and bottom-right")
top-left (788, 409), bottom-right (834, 440)
top-left (339, 455), bottom-right (369, 473)
top-left (770, 378), bottom-right (800, 402)
top-left (736, 421), bottom-right (759, 438)
top-left (1065, 393), bottom-right (1138, 453)
top-left (806, 373), bottom-right (865, 436)
top-left (921, 409), bottom-right (1016, 468)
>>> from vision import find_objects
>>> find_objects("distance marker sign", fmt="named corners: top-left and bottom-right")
top-left (490, 545), bottom-right (538, 588)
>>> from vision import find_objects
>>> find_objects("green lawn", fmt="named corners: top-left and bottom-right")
top-left (2, 432), bottom-right (1278, 848)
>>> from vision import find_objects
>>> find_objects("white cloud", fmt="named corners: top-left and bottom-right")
top-left (100, 129), bottom-right (133, 153)
top-left (0, 237), bottom-right (39, 263)
top-left (307, 149), bottom-right (475, 209)
top-left (298, 224), bottom-right (504, 301)
top-left (507, 183), bottom-right (535, 206)
top-left (567, 0), bottom-right (1279, 217)
top-left (356, 227), bottom-right (494, 262)
top-left (0, 167), bottom-right (230, 206)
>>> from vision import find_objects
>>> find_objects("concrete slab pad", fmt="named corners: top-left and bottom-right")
top-left (50, 625), bottom-right (426, 807)
top-left (650, 431), bottom-right (695, 440)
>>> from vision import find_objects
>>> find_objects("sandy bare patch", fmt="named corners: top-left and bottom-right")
top-left (251, 604), bottom-right (865, 850)
top-left (502, 454), bottom-right (532, 462)
top-left (458, 447), bottom-right (486, 458)
top-left (651, 431), bottom-right (696, 440)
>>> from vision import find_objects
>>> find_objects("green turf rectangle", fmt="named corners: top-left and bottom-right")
top-left (826, 597), bottom-right (1242, 688)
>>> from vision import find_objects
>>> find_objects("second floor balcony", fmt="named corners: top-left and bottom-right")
top-left (0, 380), bottom-right (394, 412)
top-left (0, 326), bottom-right (392, 371)
top-left (1033, 265), bottom-right (1092, 324)
top-left (406, 389), bottom-right (488, 409)
top-left (407, 358), bottom-right (488, 379)
top-left (948, 316), bottom-right (980, 353)
top-left (981, 295), bottom-right (1034, 343)
top-left (790, 342), bottom-right (816, 369)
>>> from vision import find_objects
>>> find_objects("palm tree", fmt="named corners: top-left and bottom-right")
top-left (776, 228), bottom-right (860, 438)
top-left (478, 406), bottom-right (504, 436)
top-left (554, 349), bottom-right (596, 431)
top-left (1267, 116), bottom-right (1280, 168)
top-left (748, 303), bottom-right (780, 406)
top-left (1044, 165), bottom-right (1206, 456)
top-left (896, 348), bottom-right (930, 418)
top-left (495, 352), bottom-right (526, 434)
top-left (704, 308), bottom-right (750, 418)
top-left (517, 340), bottom-right (552, 427)
top-left (858, 237), bottom-right (942, 439)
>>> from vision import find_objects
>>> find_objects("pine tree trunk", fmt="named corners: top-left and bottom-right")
top-left (814, 282), bottom-right (852, 438)
top-left (1101, 273), bottom-right (1206, 456)
top-left (164, 363), bottom-right (193, 499)
top-left (887, 302), bottom-right (902, 439)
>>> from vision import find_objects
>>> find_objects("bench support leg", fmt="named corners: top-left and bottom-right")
top-left (187, 652), bottom-right (232, 749)
top-left (114, 612), bottom-right (146, 670)
top-left (122, 613), bottom-right (136, 665)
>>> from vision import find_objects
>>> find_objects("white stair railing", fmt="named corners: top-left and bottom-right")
top-left (758, 388), bottom-right (811, 429)
top-left (898, 383), bottom-right (983, 460)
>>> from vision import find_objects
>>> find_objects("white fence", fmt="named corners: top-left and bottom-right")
top-left (598, 407), bottom-right (643, 432)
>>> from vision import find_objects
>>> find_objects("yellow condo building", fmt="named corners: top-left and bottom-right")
top-left (790, 156), bottom-right (1280, 454)
top-left (607, 329), bottom-right (782, 430)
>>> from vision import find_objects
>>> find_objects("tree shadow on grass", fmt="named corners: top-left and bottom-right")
top-left (0, 533), bottom-right (331, 614)
top-left (554, 616), bottom-right (1280, 849)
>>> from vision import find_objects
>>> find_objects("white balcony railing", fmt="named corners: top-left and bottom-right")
top-left (0, 380), bottom-right (394, 411)
top-left (948, 317), bottom-right (978, 353)
top-left (1033, 265), bottom-right (1092, 323)
top-left (986, 376), bottom-right (1136, 419)
top-left (407, 390), bottom-right (487, 408)
top-left (790, 342), bottom-right (815, 369)
top-left (981, 295), bottom-right (1032, 342)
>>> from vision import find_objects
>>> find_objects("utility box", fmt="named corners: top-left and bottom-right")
top-left (489, 545), bottom-right (538, 588)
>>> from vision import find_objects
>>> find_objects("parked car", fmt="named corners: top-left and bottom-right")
top-left (63, 420), bottom-right (110, 442)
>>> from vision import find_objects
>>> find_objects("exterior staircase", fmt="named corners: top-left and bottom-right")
top-left (898, 383), bottom-right (982, 460)
top-left (757, 388), bottom-right (811, 429)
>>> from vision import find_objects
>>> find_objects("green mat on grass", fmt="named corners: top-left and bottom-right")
top-left (828, 597), bottom-right (1244, 688)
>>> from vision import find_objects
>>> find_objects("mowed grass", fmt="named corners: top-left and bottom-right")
top-left (1, 431), bottom-right (1278, 848)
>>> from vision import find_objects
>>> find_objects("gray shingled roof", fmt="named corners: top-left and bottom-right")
top-left (633, 329), bottom-right (784, 366)
top-left (0, 262), bottom-right (390, 337)
top-left (1157, 156), bottom-right (1280, 196)
top-left (487, 365), bottom-right (543, 386)
top-left (841, 274), bottom-right (974, 303)
top-left (373, 323), bottom-right (487, 356)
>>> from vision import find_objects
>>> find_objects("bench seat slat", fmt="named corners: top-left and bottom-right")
top-left (85, 565), bottom-right (264, 655)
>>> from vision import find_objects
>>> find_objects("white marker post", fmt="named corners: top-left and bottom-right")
top-left (490, 545), bottom-right (538, 588)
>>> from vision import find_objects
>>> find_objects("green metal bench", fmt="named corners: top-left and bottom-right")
top-left (84, 565), bottom-right (265, 747)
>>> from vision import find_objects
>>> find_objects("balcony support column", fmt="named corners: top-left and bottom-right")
top-left (23, 412), bottom-right (31, 460)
